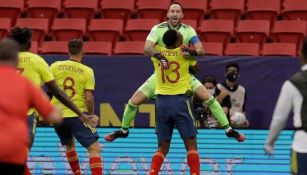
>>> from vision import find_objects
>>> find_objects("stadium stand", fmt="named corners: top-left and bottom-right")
top-left (0, 0), bottom-right (24, 25)
top-left (201, 42), bottom-right (224, 56)
top-left (246, 0), bottom-right (281, 26)
top-left (199, 20), bottom-right (234, 46)
top-left (181, 19), bottom-right (198, 30)
top-left (236, 20), bottom-right (270, 45)
top-left (88, 19), bottom-right (124, 47)
top-left (262, 43), bottom-right (297, 56)
top-left (64, 0), bottom-right (98, 22)
top-left (225, 43), bottom-right (260, 56)
top-left (137, 0), bottom-right (171, 21)
top-left (175, 0), bottom-right (208, 25)
top-left (210, 0), bottom-right (245, 24)
top-left (0, 18), bottom-right (11, 40)
top-left (283, 0), bottom-right (307, 21)
top-left (100, 0), bottom-right (135, 21)
top-left (41, 41), bottom-right (67, 54)
top-left (15, 18), bottom-right (49, 45)
top-left (125, 19), bottom-right (160, 41)
top-left (27, 0), bottom-right (61, 26)
top-left (113, 41), bottom-right (145, 55)
top-left (51, 18), bottom-right (86, 41)
top-left (83, 41), bottom-right (113, 55)
top-left (30, 41), bottom-right (38, 53)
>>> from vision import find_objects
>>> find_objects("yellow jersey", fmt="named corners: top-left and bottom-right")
top-left (18, 52), bottom-right (54, 115)
top-left (152, 45), bottom-right (196, 95)
top-left (50, 60), bottom-right (95, 118)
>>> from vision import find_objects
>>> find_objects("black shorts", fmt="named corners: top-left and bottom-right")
top-left (54, 117), bottom-right (99, 148)
top-left (0, 163), bottom-right (25, 175)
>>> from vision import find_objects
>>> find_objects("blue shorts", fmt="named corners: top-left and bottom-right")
top-left (54, 117), bottom-right (99, 148)
top-left (155, 95), bottom-right (197, 141)
top-left (27, 112), bottom-right (38, 148)
top-left (291, 150), bottom-right (307, 175)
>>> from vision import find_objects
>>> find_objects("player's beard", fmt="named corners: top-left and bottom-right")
top-left (169, 17), bottom-right (181, 28)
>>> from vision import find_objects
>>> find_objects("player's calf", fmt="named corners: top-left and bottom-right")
top-left (87, 141), bottom-right (102, 175)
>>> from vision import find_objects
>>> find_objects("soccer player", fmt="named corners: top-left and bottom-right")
top-left (50, 39), bottom-right (102, 175)
top-left (265, 39), bottom-right (307, 175)
top-left (149, 29), bottom-right (200, 175)
top-left (10, 27), bottom-right (96, 175)
top-left (104, 2), bottom-right (245, 142)
top-left (0, 38), bottom-right (62, 175)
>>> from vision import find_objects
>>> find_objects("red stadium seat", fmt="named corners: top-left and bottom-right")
top-left (283, 0), bottom-right (307, 21)
top-left (125, 19), bottom-right (160, 41)
top-left (182, 19), bottom-right (198, 30)
top-left (88, 19), bottom-right (124, 46)
top-left (114, 41), bottom-right (145, 55)
top-left (262, 43), bottom-right (297, 56)
top-left (272, 20), bottom-right (306, 48)
top-left (225, 43), bottom-right (260, 56)
top-left (41, 41), bottom-right (67, 54)
top-left (137, 0), bottom-right (171, 21)
top-left (15, 18), bottom-right (49, 45)
top-left (30, 41), bottom-right (38, 53)
top-left (202, 42), bottom-right (224, 56)
top-left (64, 0), bottom-right (98, 22)
top-left (175, 0), bottom-right (207, 25)
top-left (28, 0), bottom-right (61, 26)
top-left (0, 18), bottom-right (11, 39)
top-left (246, 0), bottom-right (280, 25)
top-left (236, 20), bottom-right (270, 44)
top-left (199, 20), bottom-right (234, 45)
top-left (211, 0), bottom-right (245, 23)
top-left (0, 0), bottom-right (24, 25)
top-left (83, 41), bottom-right (112, 55)
top-left (52, 19), bottom-right (86, 41)
top-left (101, 0), bottom-right (135, 21)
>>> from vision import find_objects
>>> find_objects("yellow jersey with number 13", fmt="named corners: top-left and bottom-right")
top-left (18, 52), bottom-right (55, 115)
top-left (50, 60), bottom-right (95, 118)
top-left (152, 45), bottom-right (196, 95)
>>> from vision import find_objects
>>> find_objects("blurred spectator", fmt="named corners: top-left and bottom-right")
top-left (218, 62), bottom-right (249, 127)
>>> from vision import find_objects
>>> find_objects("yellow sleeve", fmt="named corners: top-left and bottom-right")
top-left (85, 69), bottom-right (95, 90)
top-left (36, 56), bottom-right (54, 83)
top-left (189, 57), bottom-right (197, 67)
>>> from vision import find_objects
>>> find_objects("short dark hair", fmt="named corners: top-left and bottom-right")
top-left (203, 75), bottom-right (217, 86)
top-left (9, 27), bottom-right (32, 46)
top-left (301, 39), bottom-right (307, 59)
top-left (163, 29), bottom-right (178, 47)
top-left (0, 38), bottom-right (19, 61)
top-left (68, 38), bottom-right (83, 55)
top-left (168, 2), bottom-right (183, 11)
top-left (226, 62), bottom-right (240, 73)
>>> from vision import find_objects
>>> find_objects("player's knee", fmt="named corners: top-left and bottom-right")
top-left (130, 91), bottom-right (147, 105)
top-left (87, 141), bottom-right (100, 156)
top-left (196, 86), bottom-right (212, 101)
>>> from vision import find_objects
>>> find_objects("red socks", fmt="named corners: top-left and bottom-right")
top-left (187, 150), bottom-right (200, 175)
top-left (149, 151), bottom-right (165, 175)
top-left (24, 164), bottom-right (31, 175)
top-left (66, 150), bottom-right (81, 175)
top-left (89, 156), bottom-right (103, 175)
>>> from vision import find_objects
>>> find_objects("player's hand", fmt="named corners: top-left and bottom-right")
top-left (181, 46), bottom-right (198, 56)
top-left (226, 129), bottom-right (246, 142)
top-left (154, 53), bottom-right (169, 69)
top-left (79, 114), bottom-right (96, 128)
top-left (89, 114), bottom-right (99, 128)
top-left (264, 143), bottom-right (274, 156)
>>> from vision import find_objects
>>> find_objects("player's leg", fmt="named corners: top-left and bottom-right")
top-left (25, 112), bottom-right (39, 175)
top-left (54, 119), bottom-right (82, 175)
top-left (104, 74), bottom-right (156, 142)
top-left (149, 95), bottom-right (173, 175)
top-left (291, 150), bottom-right (307, 175)
top-left (174, 96), bottom-right (200, 175)
top-left (70, 118), bottom-right (102, 175)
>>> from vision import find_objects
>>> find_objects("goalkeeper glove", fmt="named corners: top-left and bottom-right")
top-left (181, 46), bottom-right (198, 56)
top-left (154, 53), bottom-right (169, 69)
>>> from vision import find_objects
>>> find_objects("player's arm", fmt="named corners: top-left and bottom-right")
top-left (85, 90), bottom-right (94, 115)
top-left (265, 81), bottom-right (294, 154)
top-left (189, 62), bottom-right (200, 74)
top-left (182, 28), bottom-right (205, 56)
top-left (27, 79), bottom-right (62, 124)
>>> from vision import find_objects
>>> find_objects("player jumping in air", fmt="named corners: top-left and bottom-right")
top-left (104, 2), bottom-right (245, 143)
top-left (50, 39), bottom-right (102, 175)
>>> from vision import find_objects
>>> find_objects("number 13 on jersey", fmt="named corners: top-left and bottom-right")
top-left (161, 61), bottom-right (180, 84)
